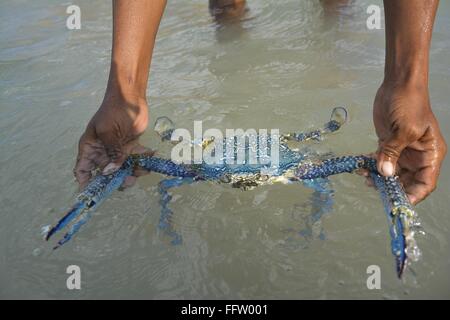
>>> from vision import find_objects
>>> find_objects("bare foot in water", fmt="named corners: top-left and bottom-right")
top-left (209, 0), bottom-right (248, 22)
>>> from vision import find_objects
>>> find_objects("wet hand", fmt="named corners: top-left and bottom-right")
top-left (74, 92), bottom-right (150, 189)
top-left (373, 82), bottom-right (447, 204)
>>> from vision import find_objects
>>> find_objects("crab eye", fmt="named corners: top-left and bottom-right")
top-left (87, 200), bottom-right (96, 208)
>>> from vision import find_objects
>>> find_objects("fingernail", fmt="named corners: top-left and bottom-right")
top-left (102, 163), bottom-right (120, 175)
top-left (381, 161), bottom-right (394, 176)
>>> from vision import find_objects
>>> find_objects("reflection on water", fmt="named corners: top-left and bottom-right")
top-left (1, 0), bottom-right (450, 299)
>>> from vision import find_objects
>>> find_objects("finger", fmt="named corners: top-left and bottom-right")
top-left (74, 134), bottom-right (97, 189)
top-left (355, 168), bottom-right (369, 177)
top-left (133, 168), bottom-right (150, 177)
top-left (102, 140), bottom-right (152, 175)
top-left (405, 184), bottom-right (432, 205)
top-left (98, 134), bottom-right (132, 175)
top-left (365, 177), bottom-right (375, 188)
top-left (102, 153), bottom-right (128, 175)
top-left (131, 144), bottom-right (154, 155)
top-left (74, 152), bottom-right (96, 190)
top-left (122, 176), bottom-right (137, 189)
top-left (404, 167), bottom-right (438, 205)
top-left (93, 152), bottom-right (111, 172)
top-left (397, 168), bottom-right (415, 189)
top-left (377, 133), bottom-right (409, 177)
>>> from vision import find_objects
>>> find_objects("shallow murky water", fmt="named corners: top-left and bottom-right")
top-left (1, 0), bottom-right (450, 299)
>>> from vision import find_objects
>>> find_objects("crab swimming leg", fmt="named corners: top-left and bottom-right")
top-left (154, 116), bottom-right (175, 141)
top-left (299, 178), bottom-right (335, 241)
top-left (280, 107), bottom-right (348, 143)
top-left (157, 177), bottom-right (197, 245)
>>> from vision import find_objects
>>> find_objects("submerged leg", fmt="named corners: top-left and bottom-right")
top-left (157, 177), bottom-right (197, 245)
top-left (300, 178), bottom-right (335, 241)
top-left (283, 177), bottom-right (334, 249)
top-left (209, 0), bottom-right (248, 21)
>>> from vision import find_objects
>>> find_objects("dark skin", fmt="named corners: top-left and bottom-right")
top-left (209, 0), bottom-right (247, 21)
top-left (374, 0), bottom-right (446, 204)
top-left (74, 0), bottom-right (166, 188)
top-left (75, 0), bottom-right (446, 205)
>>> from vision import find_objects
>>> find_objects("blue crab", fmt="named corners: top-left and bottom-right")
top-left (45, 107), bottom-right (421, 278)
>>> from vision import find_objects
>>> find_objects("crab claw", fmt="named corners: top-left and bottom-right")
top-left (46, 202), bottom-right (86, 241)
top-left (395, 252), bottom-right (407, 279)
top-left (370, 172), bottom-right (414, 279)
top-left (52, 211), bottom-right (91, 250)
top-left (391, 214), bottom-right (407, 278)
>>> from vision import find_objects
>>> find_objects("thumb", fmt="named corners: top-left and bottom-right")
top-left (377, 133), bottom-right (409, 177)
top-left (100, 139), bottom-right (129, 175)
top-left (102, 151), bottom-right (128, 175)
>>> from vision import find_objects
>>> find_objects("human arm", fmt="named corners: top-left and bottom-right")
top-left (74, 0), bottom-right (167, 188)
top-left (374, 0), bottom-right (447, 204)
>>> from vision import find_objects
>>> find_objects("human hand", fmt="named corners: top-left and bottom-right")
top-left (373, 82), bottom-right (447, 204)
top-left (74, 92), bottom-right (150, 189)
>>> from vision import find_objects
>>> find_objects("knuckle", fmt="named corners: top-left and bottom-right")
top-left (430, 184), bottom-right (437, 193)
top-left (419, 193), bottom-right (430, 204)
top-left (441, 139), bottom-right (448, 158)
top-left (95, 120), bottom-right (113, 135)
top-left (392, 122), bottom-right (421, 141)
top-left (430, 176), bottom-right (438, 191)
top-left (404, 127), bottom-right (422, 140)
top-left (415, 196), bottom-right (426, 205)
top-left (104, 144), bottom-right (125, 162)
top-left (423, 182), bottom-right (437, 197)
top-left (414, 189), bottom-right (430, 204)
top-left (381, 144), bottom-right (401, 159)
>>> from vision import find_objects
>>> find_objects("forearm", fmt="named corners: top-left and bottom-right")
top-left (106, 0), bottom-right (167, 101)
top-left (383, 0), bottom-right (439, 86)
